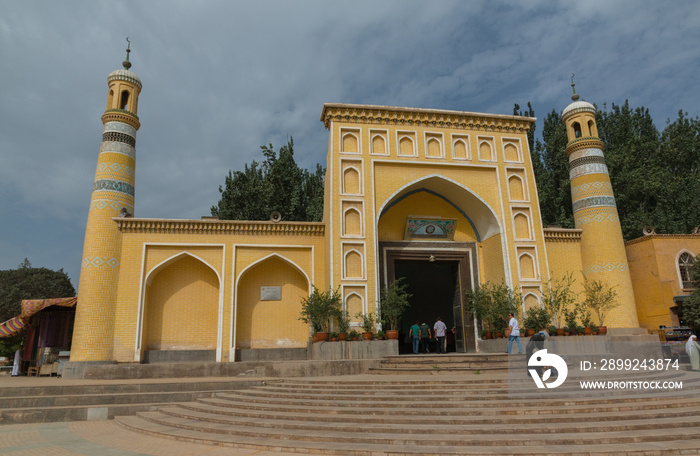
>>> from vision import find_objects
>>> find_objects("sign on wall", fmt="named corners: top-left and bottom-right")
top-left (260, 286), bottom-right (282, 301)
top-left (405, 217), bottom-right (457, 240)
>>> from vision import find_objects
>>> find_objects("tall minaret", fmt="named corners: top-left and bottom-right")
top-left (562, 77), bottom-right (638, 328)
top-left (71, 40), bottom-right (142, 363)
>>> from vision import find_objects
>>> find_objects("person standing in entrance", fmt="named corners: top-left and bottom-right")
top-left (409, 321), bottom-right (421, 354)
top-left (419, 321), bottom-right (431, 353)
top-left (507, 312), bottom-right (522, 354)
top-left (434, 317), bottom-right (447, 354)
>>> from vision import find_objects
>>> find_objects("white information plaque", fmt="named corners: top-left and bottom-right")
top-left (260, 286), bottom-right (282, 301)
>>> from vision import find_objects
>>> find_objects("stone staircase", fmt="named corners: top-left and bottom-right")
top-left (369, 353), bottom-right (513, 374)
top-left (0, 378), bottom-right (262, 424)
top-left (114, 368), bottom-right (700, 455)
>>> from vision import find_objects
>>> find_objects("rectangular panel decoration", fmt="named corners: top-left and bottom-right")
top-left (404, 217), bottom-right (457, 240)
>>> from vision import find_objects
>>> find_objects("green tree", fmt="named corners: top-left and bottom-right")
top-left (466, 281), bottom-right (521, 334)
top-left (596, 101), bottom-right (661, 240)
top-left (378, 278), bottom-right (412, 331)
top-left (581, 277), bottom-right (619, 327)
top-left (211, 138), bottom-right (325, 222)
top-left (682, 258), bottom-right (700, 329)
top-left (298, 286), bottom-right (341, 334)
top-left (542, 272), bottom-right (577, 328)
top-left (531, 110), bottom-right (574, 228)
top-left (0, 259), bottom-right (75, 358)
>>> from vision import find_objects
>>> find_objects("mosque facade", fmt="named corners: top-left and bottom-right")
top-left (68, 55), bottom-right (699, 368)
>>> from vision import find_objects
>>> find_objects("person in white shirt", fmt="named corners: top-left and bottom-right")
top-left (686, 335), bottom-right (699, 371)
top-left (433, 317), bottom-right (447, 354)
top-left (507, 312), bottom-right (522, 354)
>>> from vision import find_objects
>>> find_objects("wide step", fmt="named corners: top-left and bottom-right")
top-left (114, 371), bottom-right (700, 454)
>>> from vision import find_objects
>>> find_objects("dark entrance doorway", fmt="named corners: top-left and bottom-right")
top-left (394, 260), bottom-right (458, 354)
top-left (379, 241), bottom-right (478, 353)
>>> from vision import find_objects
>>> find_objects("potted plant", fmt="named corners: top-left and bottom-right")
top-left (564, 308), bottom-right (579, 336)
top-left (356, 312), bottom-right (375, 340)
top-left (348, 329), bottom-right (361, 341)
top-left (336, 310), bottom-right (350, 341)
top-left (329, 331), bottom-right (338, 342)
top-left (548, 325), bottom-right (557, 336)
top-left (298, 286), bottom-right (341, 341)
top-left (542, 272), bottom-right (577, 335)
top-left (379, 278), bottom-right (412, 340)
top-left (524, 307), bottom-right (552, 335)
top-left (466, 281), bottom-right (520, 340)
top-left (583, 278), bottom-right (618, 336)
top-left (377, 330), bottom-right (386, 340)
top-left (580, 310), bottom-right (593, 335)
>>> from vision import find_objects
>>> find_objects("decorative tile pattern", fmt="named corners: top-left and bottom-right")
top-left (102, 131), bottom-right (136, 147)
top-left (97, 162), bottom-right (134, 176)
top-left (89, 199), bottom-right (134, 213)
top-left (100, 141), bottom-right (135, 158)
top-left (575, 212), bottom-right (619, 226)
top-left (571, 181), bottom-right (612, 196)
top-left (104, 122), bottom-right (137, 137)
top-left (570, 163), bottom-right (609, 180)
top-left (93, 179), bottom-right (135, 197)
top-left (568, 147), bottom-right (605, 161)
top-left (405, 218), bottom-right (456, 240)
top-left (582, 262), bottom-right (629, 275)
top-left (569, 155), bottom-right (607, 170)
top-left (572, 195), bottom-right (616, 212)
top-left (82, 257), bottom-right (121, 268)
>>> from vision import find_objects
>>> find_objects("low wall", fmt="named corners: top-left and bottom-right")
top-left (478, 333), bottom-right (662, 358)
top-left (62, 358), bottom-right (383, 380)
top-left (308, 340), bottom-right (398, 360)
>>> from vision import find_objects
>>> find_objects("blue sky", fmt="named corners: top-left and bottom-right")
top-left (1, 0), bottom-right (699, 288)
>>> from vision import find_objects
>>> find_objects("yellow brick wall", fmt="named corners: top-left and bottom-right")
top-left (110, 222), bottom-right (324, 362)
top-left (144, 254), bottom-right (219, 350)
top-left (377, 191), bottom-right (477, 242)
top-left (322, 106), bottom-right (543, 333)
top-left (235, 255), bottom-right (309, 348)
top-left (627, 236), bottom-right (700, 331)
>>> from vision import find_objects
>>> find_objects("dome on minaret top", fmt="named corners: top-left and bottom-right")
top-left (562, 100), bottom-right (595, 120)
top-left (107, 68), bottom-right (142, 90)
top-left (561, 74), bottom-right (594, 120)
top-left (107, 38), bottom-right (142, 90)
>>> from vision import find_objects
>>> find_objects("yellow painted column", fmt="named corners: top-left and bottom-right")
top-left (562, 93), bottom-right (638, 328)
top-left (71, 50), bottom-right (142, 362)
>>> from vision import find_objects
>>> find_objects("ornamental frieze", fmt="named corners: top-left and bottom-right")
top-left (572, 195), bottom-right (616, 213)
top-left (321, 106), bottom-right (533, 134)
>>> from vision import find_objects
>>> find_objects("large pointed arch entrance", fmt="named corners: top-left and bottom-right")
top-left (376, 175), bottom-right (505, 353)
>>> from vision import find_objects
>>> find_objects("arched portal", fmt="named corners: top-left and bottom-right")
top-left (142, 253), bottom-right (220, 360)
top-left (376, 176), bottom-right (506, 353)
top-left (234, 255), bottom-right (309, 354)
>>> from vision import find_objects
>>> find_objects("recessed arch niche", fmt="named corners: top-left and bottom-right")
top-left (143, 253), bottom-right (219, 352)
top-left (235, 255), bottom-right (309, 349)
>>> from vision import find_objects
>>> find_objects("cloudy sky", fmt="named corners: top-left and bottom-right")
top-left (1, 0), bottom-right (699, 289)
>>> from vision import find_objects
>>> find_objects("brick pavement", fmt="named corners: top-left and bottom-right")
top-left (0, 420), bottom-right (300, 456)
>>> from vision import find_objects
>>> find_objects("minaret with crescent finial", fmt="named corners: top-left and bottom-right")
top-left (561, 75), bottom-right (638, 328)
top-left (70, 39), bottom-right (142, 366)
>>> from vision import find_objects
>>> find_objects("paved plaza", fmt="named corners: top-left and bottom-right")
top-left (1, 420), bottom-right (299, 456)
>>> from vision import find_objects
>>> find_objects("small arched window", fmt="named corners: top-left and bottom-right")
top-left (679, 252), bottom-right (696, 289)
top-left (587, 119), bottom-right (596, 137)
top-left (573, 122), bottom-right (582, 138)
top-left (120, 90), bottom-right (130, 110)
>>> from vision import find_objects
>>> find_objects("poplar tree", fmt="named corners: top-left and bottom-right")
top-left (211, 138), bottom-right (325, 222)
